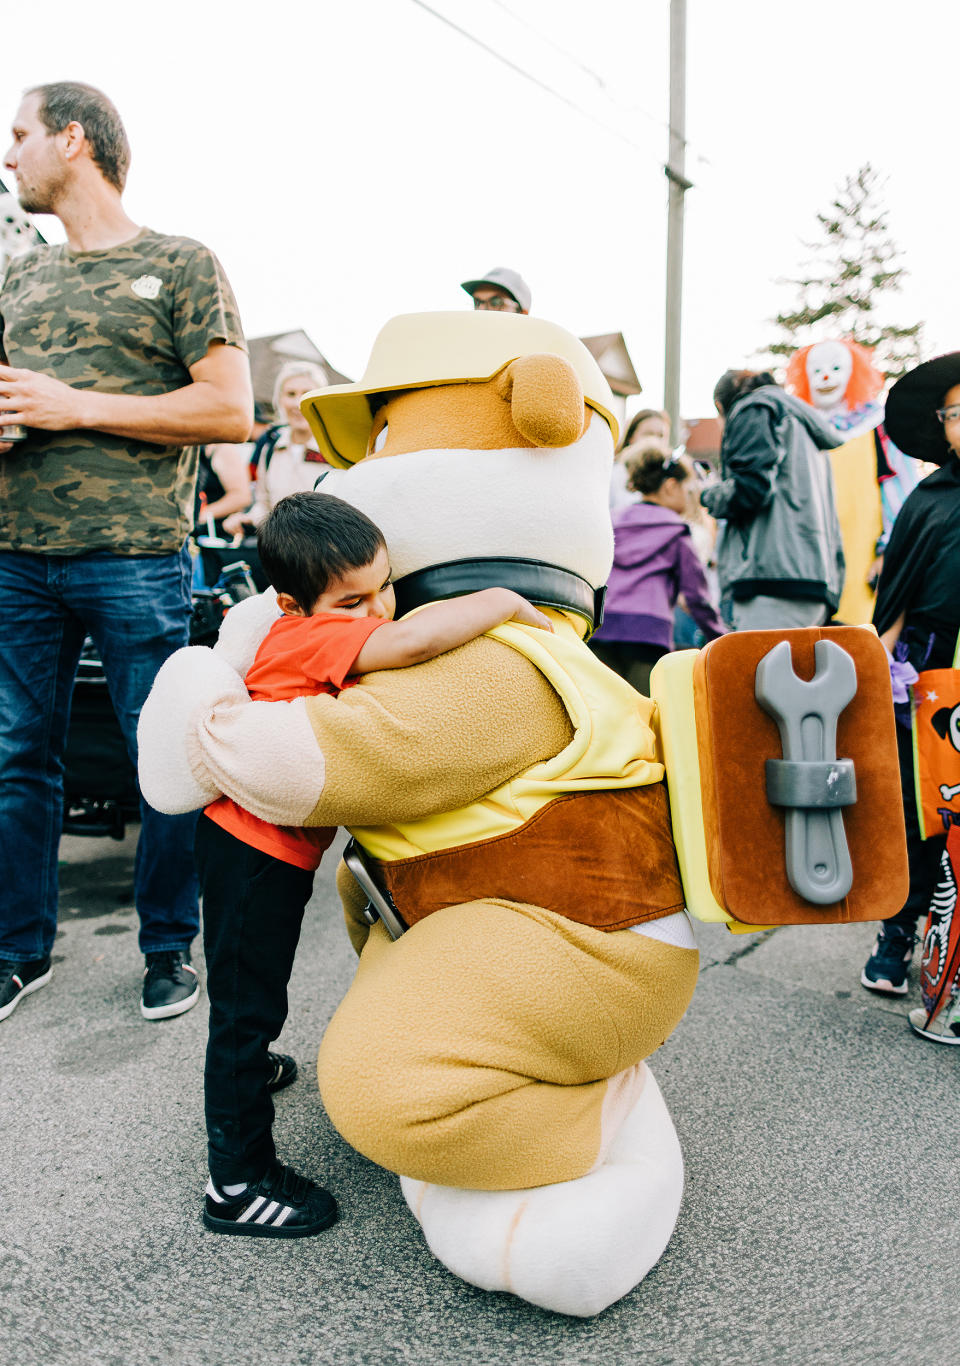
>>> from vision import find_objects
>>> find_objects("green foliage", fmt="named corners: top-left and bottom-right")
top-left (767, 165), bottom-right (924, 379)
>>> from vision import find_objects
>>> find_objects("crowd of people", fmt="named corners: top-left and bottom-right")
top-left (1, 80), bottom-right (958, 1249)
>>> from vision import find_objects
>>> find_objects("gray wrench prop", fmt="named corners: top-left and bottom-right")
top-left (755, 639), bottom-right (858, 905)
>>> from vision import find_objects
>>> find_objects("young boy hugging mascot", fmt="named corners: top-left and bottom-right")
top-left (139, 311), bottom-right (707, 1316)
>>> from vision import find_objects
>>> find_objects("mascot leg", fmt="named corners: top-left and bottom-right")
top-left (399, 1061), bottom-right (684, 1317)
top-left (318, 900), bottom-right (698, 1316)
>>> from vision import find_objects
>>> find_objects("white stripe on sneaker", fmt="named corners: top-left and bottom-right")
top-left (272, 1206), bottom-right (294, 1227)
top-left (237, 1196), bottom-right (266, 1223)
top-left (255, 1200), bottom-right (280, 1224)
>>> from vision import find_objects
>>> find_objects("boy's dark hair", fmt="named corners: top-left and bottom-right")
top-left (28, 82), bottom-right (130, 193)
top-left (257, 492), bottom-right (386, 610)
top-left (713, 369), bottom-right (777, 416)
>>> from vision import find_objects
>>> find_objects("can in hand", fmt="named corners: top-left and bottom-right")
top-left (0, 422), bottom-right (28, 442)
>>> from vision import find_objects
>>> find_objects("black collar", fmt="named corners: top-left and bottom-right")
top-left (392, 558), bottom-right (605, 635)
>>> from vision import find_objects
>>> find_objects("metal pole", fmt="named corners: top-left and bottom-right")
top-left (663, 0), bottom-right (690, 436)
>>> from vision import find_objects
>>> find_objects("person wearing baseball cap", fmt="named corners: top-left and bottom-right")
top-left (461, 266), bottom-right (531, 315)
top-left (859, 352), bottom-right (960, 1020)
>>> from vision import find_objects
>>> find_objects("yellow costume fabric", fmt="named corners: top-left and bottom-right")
top-left (317, 613), bottom-right (698, 1189)
top-left (830, 430), bottom-right (883, 625)
top-left (349, 612), bottom-right (663, 859)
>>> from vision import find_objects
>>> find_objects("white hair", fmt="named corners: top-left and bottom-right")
top-left (271, 360), bottom-right (328, 417)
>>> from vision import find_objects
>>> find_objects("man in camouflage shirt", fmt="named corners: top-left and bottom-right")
top-left (0, 82), bottom-right (252, 1024)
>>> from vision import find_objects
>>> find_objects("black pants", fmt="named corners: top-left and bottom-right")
top-left (883, 717), bottom-right (946, 939)
top-left (589, 640), bottom-right (667, 697)
top-left (196, 816), bottom-right (315, 1185)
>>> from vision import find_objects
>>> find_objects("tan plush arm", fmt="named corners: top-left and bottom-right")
top-left (302, 636), bottom-right (573, 828)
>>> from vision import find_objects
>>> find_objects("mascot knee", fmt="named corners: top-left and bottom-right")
top-left (316, 1023), bottom-right (429, 1177)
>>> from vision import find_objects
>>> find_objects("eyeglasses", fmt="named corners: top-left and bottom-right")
top-left (473, 294), bottom-right (521, 313)
top-left (936, 404), bottom-right (960, 423)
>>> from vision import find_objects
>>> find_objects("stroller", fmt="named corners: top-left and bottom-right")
top-left (62, 554), bottom-right (259, 840)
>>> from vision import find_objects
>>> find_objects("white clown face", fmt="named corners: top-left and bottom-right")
top-left (806, 341), bottom-right (854, 410)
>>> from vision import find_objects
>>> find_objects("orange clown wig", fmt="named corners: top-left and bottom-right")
top-left (785, 338), bottom-right (885, 410)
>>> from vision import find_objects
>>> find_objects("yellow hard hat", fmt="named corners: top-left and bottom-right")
top-left (300, 311), bottom-right (618, 468)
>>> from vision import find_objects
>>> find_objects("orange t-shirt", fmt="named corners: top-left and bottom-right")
top-left (204, 612), bottom-right (387, 870)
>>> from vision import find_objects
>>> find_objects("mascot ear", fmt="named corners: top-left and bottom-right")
top-left (496, 353), bottom-right (585, 447)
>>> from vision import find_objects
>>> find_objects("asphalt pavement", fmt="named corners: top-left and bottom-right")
top-left (3, 824), bottom-right (957, 1366)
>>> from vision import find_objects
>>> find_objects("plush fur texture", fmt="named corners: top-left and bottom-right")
top-left (137, 648), bottom-right (246, 813)
top-left (301, 638), bottom-right (574, 829)
top-left (497, 354), bottom-right (585, 447)
top-left (138, 645), bottom-right (325, 823)
top-left (315, 417), bottom-right (614, 588)
top-left (317, 906), bottom-right (698, 1190)
top-left (213, 587), bottom-right (282, 676)
top-left (398, 1065), bottom-right (684, 1318)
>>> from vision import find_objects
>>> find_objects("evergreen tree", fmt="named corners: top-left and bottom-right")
top-left (768, 164), bottom-right (923, 379)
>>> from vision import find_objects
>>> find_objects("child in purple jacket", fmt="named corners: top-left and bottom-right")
top-left (591, 443), bottom-right (727, 694)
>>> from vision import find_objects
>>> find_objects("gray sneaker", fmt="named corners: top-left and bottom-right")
top-left (909, 999), bottom-right (960, 1045)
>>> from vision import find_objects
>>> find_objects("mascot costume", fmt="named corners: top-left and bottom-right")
top-left (140, 313), bottom-right (908, 1317)
top-left (785, 338), bottom-right (921, 624)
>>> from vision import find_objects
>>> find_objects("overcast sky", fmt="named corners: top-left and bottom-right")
top-left (3, 0), bottom-right (954, 417)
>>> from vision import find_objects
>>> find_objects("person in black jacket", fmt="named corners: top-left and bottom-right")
top-left (860, 353), bottom-right (960, 1001)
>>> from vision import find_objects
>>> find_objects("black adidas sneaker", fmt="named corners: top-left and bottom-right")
top-left (203, 1161), bottom-right (338, 1238)
top-left (266, 1051), bottom-right (297, 1093)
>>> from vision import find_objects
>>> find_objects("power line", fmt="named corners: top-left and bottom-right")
top-left (486, 0), bottom-right (672, 136)
top-left (486, 0), bottom-right (605, 91)
top-left (406, 0), bottom-right (661, 161)
top-left (409, 0), bottom-right (714, 174)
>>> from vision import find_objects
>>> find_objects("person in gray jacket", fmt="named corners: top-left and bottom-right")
top-left (703, 369), bottom-right (845, 630)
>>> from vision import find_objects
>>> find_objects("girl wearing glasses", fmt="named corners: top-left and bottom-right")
top-left (860, 353), bottom-right (960, 1007)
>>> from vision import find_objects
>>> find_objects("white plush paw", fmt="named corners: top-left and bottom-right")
top-left (400, 1064), bottom-right (684, 1318)
top-left (213, 588), bottom-right (281, 677)
top-left (137, 647), bottom-right (250, 813)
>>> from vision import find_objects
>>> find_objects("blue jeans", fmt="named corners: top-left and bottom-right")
top-left (0, 547), bottom-right (200, 963)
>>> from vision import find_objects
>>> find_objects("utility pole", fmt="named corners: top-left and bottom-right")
top-left (663, 0), bottom-right (691, 436)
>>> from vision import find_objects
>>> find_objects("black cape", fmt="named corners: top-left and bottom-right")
top-left (873, 457), bottom-right (960, 659)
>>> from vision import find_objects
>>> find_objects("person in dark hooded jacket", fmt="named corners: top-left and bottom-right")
top-left (703, 370), bottom-right (845, 630)
top-left (590, 442), bottom-right (726, 694)
top-left (858, 352), bottom-right (960, 1016)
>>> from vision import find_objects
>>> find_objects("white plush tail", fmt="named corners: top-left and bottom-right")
top-left (400, 1064), bottom-right (684, 1318)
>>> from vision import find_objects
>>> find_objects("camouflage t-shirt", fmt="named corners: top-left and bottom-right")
top-left (0, 227), bottom-right (246, 555)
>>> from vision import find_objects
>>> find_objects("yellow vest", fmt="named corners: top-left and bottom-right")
top-left (350, 611), bottom-right (663, 861)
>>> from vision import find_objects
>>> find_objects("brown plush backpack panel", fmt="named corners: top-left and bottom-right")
top-left (693, 627), bottom-right (909, 925)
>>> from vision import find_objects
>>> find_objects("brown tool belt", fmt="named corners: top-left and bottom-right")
top-left (372, 785), bottom-right (685, 932)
